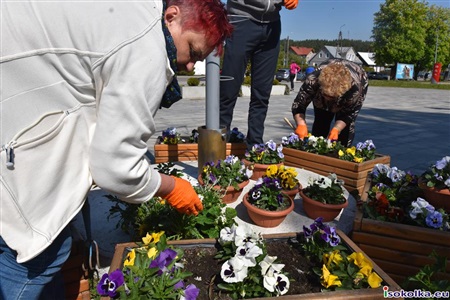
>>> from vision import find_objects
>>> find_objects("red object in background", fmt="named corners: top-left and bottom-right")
top-left (432, 62), bottom-right (442, 82)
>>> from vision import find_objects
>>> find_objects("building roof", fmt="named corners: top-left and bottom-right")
top-left (290, 46), bottom-right (314, 56)
top-left (357, 52), bottom-right (376, 66)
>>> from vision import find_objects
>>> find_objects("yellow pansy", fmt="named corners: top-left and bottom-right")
top-left (123, 249), bottom-right (136, 267)
top-left (323, 250), bottom-right (343, 268)
top-left (142, 231), bottom-right (164, 245)
top-left (346, 146), bottom-right (356, 156)
top-left (151, 231), bottom-right (164, 243)
top-left (147, 247), bottom-right (158, 259)
top-left (348, 252), bottom-right (373, 277)
top-left (265, 165), bottom-right (279, 177)
top-left (368, 271), bottom-right (383, 288)
top-left (338, 149), bottom-right (344, 157)
top-left (353, 156), bottom-right (363, 163)
top-left (320, 264), bottom-right (342, 288)
top-left (142, 233), bottom-right (153, 245)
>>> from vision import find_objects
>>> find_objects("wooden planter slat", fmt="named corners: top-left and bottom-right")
top-left (351, 231), bottom-right (450, 258)
top-left (154, 141), bottom-right (247, 163)
top-left (282, 148), bottom-right (390, 196)
top-left (354, 216), bottom-right (450, 247)
top-left (369, 259), bottom-right (421, 278)
top-left (104, 230), bottom-right (400, 300)
top-left (352, 177), bottom-right (450, 285)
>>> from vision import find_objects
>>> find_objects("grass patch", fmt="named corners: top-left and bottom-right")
top-left (369, 80), bottom-right (450, 90)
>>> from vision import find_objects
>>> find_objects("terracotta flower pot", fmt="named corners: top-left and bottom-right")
top-left (418, 181), bottom-right (450, 213)
top-left (241, 159), bottom-right (283, 180)
top-left (299, 190), bottom-right (348, 222)
top-left (242, 192), bottom-right (294, 228)
top-left (197, 176), bottom-right (249, 204)
top-left (282, 183), bottom-right (302, 198)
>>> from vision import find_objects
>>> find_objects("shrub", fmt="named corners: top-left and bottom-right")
top-left (243, 76), bottom-right (251, 86)
top-left (187, 77), bottom-right (200, 86)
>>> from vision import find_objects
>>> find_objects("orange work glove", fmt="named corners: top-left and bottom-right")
top-left (163, 177), bottom-right (203, 215)
top-left (284, 0), bottom-right (298, 10)
top-left (328, 128), bottom-right (340, 141)
top-left (295, 124), bottom-right (308, 139)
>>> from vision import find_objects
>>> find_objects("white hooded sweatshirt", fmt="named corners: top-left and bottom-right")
top-left (1, 1), bottom-right (170, 263)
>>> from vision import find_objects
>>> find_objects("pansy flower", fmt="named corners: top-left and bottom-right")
top-left (149, 248), bottom-right (177, 275)
top-left (97, 269), bottom-right (124, 298)
top-left (426, 210), bottom-right (443, 228)
top-left (320, 264), bottom-right (342, 288)
top-left (181, 284), bottom-right (200, 300)
top-left (235, 242), bottom-right (263, 267)
top-left (221, 256), bottom-right (248, 283)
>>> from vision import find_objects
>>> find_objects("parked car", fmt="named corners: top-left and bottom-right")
top-left (367, 72), bottom-right (389, 80)
top-left (296, 71), bottom-right (306, 81)
top-left (275, 68), bottom-right (290, 82)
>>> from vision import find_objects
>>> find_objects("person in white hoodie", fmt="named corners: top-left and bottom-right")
top-left (0, 0), bottom-right (233, 298)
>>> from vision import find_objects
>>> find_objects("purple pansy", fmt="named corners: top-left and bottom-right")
top-left (182, 284), bottom-right (200, 300)
top-left (426, 211), bottom-right (443, 228)
top-left (97, 269), bottom-right (124, 298)
top-left (150, 248), bottom-right (177, 275)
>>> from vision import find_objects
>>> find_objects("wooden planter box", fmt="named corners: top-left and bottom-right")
top-left (154, 139), bottom-right (247, 163)
top-left (103, 231), bottom-right (400, 300)
top-left (282, 148), bottom-right (390, 196)
top-left (61, 241), bottom-right (91, 300)
top-left (350, 178), bottom-right (450, 286)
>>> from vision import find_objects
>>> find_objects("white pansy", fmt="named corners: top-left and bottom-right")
top-left (235, 242), bottom-right (263, 267)
top-left (259, 255), bottom-right (284, 276)
top-left (409, 197), bottom-right (434, 219)
top-left (274, 274), bottom-right (290, 295)
top-left (263, 275), bottom-right (277, 292)
top-left (219, 226), bottom-right (235, 245)
top-left (234, 223), bottom-right (260, 247)
top-left (220, 257), bottom-right (248, 283)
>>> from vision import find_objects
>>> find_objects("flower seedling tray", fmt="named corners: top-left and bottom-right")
top-left (282, 148), bottom-right (390, 197)
top-left (351, 177), bottom-right (450, 286)
top-left (105, 231), bottom-right (400, 300)
top-left (154, 138), bottom-right (247, 163)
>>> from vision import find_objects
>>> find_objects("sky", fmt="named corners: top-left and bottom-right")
top-left (278, 0), bottom-right (450, 42)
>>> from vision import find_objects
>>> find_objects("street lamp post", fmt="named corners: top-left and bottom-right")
top-left (434, 26), bottom-right (439, 64)
top-left (284, 36), bottom-right (290, 67)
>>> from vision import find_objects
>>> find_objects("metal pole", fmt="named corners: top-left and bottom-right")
top-left (286, 36), bottom-right (289, 67)
top-left (198, 50), bottom-right (226, 173)
top-left (205, 51), bottom-right (221, 130)
top-left (434, 27), bottom-right (439, 64)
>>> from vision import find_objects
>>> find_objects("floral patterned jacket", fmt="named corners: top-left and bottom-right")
top-left (291, 58), bottom-right (368, 126)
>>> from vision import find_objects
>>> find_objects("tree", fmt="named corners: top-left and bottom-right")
top-left (372, 0), bottom-right (450, 77)
top-left (421, 5), bottom-right (450, 71)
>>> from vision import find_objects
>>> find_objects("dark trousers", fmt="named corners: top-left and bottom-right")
top-left (220, 18), bottom-right (281, 149)
top-left (289, 74), bottom-right (296, 89)
top-left (312, 106), bottom-right (355, 147)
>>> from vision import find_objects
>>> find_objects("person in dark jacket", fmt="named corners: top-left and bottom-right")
top-left (220, 0), bottom-right (298, 149)
top-left (292, 58), bottom-right (368, 147)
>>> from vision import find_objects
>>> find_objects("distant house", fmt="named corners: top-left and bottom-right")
top-left (357, 52), bottom-right (386, 72)
top-left (290, 46), bottom-right (315, 63)
top-left (308, 46), bottom-right (362, 67)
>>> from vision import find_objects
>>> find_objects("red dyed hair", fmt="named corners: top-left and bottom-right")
top-left (166, 0), bottom-right (233, 55)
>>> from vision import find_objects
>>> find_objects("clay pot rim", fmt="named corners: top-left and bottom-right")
top-left (299, 190), bottom-right (348, 209)
top-left (241, 158), bottom-right (284, 169)
top-left (418, 179), bottom-right (450, 194)
top-left (197, 175), bottom-right (250, 192)
top-left (242, 192), bottom-right (295, 217)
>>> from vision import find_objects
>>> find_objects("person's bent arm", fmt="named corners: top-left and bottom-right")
top-left (294, 113), bottom-right (308, 139)
top-left (157, 174), bottom-right (203, 215)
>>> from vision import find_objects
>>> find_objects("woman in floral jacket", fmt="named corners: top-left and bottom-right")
top-left (292, 58), bottom-right (368, 147)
